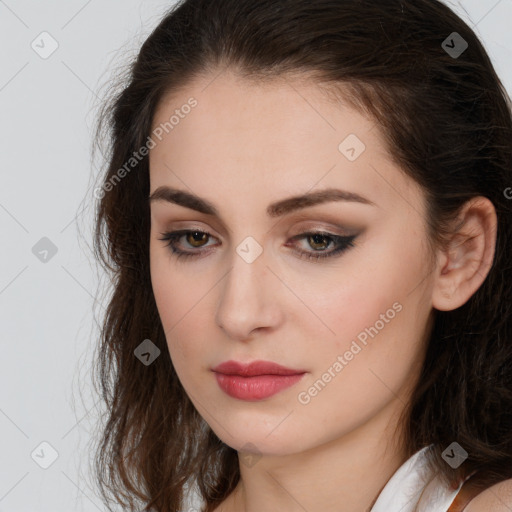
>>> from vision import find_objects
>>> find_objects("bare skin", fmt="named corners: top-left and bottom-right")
top-left (148, 68), bottom-right (497, 512)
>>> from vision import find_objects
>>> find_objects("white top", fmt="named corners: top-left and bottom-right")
top-left (370, 445), bottom-right (463, 511)
top-left (182, 445), bottom-right (465, 511)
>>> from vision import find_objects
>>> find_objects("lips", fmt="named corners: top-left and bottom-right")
top-left (212, 360), bottom-right (306, 377)
top-left (211, 360), bottom-right (307, 401)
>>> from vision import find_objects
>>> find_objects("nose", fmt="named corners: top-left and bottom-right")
top-left (215, 247), bottom-right (283, 340)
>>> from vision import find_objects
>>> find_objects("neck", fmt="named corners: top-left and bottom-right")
top-left (224, 398), bottom-right (410, 512)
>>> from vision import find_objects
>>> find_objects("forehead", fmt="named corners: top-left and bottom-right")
top-left (149, 69), bottom-right (423, 216)
top-left (150, 69), bottom-right (375, 160)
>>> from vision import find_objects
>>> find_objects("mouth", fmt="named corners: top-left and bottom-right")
top-left (211, 360), bottom-right (307, 401)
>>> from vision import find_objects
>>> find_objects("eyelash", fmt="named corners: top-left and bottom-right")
top-left (157, 229), bottom-right (357, 262)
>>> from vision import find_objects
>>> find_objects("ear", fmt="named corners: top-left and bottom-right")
top-left (432, 196), bottom-right (497, 311)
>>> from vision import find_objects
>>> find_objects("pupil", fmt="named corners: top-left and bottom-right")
top-left (310, 234), bottom-right (327, 250)
top-left (189, 232), bottom-right (206, 247)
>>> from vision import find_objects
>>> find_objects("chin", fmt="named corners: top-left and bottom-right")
top-left (211, 421), bottom-right (309, 457)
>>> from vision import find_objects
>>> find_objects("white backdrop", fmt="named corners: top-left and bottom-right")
top-left (1, 1), bottom-right (511, 511)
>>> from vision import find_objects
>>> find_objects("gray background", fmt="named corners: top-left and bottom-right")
top-left (1, 1), bottom-right (511, 511)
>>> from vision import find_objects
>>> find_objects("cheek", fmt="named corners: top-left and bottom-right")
top-left (296, 231), bottom-right (430, 380)
top-left (149, 247), bottom-right (213, 373)
top-left (150, 241), bottom-right (201, 326)
top-left (150, 249), bottom-right (188, 353)
top-left (295, 248), bottom-right (417, 346)
top-left (292, 284), bottom-right (427, 445)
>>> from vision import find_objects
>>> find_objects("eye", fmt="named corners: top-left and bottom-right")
top-left (158, 229), bottom-right (216, 260)
top-left (157, 229), bottom-right (357, 262)
top-left (286, 231), bottom-right (357, 261)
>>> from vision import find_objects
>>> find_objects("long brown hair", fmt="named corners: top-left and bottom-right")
top-left (91, 0), bottom-right (512, 510)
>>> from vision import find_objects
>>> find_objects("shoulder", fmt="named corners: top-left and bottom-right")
top-left (464, 478), bottom-right (512, 511)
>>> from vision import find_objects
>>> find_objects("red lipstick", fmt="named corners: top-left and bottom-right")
top-left (212, 360), bottom-right (307, 401)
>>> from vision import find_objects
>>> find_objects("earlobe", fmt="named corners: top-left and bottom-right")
top-left (432, 197), bottom-right (497, 312)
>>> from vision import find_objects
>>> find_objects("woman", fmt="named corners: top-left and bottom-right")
top-left (91, 0), bottom-right (512, 510)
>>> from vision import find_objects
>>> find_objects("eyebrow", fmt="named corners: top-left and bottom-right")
top-left (148, 186), bottom-right (375, 217)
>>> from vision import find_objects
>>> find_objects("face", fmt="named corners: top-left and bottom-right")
top-left (148, 69), bottom-right (436, 457)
